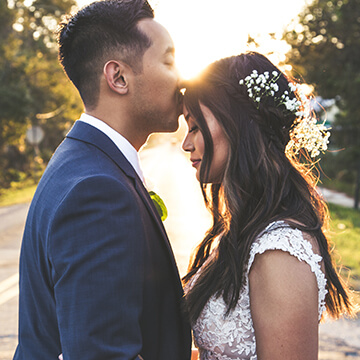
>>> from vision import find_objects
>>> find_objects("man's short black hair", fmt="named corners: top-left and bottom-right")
top-left (57, 0), bottom-right (154, 108)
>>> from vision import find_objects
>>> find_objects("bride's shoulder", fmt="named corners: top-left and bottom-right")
top-left (248, 219), bottom-right (327, 321)
top-left (249, 220), bottom-right (322, 267)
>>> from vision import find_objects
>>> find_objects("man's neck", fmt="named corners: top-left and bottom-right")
top-left (85, 110), bottom-right (148, 151)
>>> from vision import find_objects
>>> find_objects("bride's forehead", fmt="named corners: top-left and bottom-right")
top-left (183, 107), bottom-right (196, 123)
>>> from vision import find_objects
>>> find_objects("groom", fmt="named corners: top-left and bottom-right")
top-left (13, 1), bottom-right (191, 359)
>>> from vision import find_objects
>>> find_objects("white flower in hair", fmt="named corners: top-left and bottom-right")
top-left (286, 116), bottom-right (330, 158)
top-left (238, 70), bottom-right (331, 158)
top-left (289, 83), bottom-right (297, 92)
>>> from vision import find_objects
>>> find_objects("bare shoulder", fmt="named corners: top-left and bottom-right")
top-left (249, 247), bottom-right (319, 359)
top-left (249, 248), bottom-right (318, 303)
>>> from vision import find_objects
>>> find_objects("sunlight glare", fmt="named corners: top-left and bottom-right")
top-left (150, 0), bottom-right (308, 78)
top-left (76, 0), bottom-right (308, 78)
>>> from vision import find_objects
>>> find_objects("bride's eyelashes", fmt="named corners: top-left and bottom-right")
top-left (189, 125), bottom-right (199, 133)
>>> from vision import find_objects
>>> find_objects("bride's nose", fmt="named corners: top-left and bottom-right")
top-left (182, 134), bottom-right (194, 153)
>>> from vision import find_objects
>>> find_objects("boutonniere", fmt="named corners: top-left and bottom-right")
top-left (148, 190), bottom-right (168, 221)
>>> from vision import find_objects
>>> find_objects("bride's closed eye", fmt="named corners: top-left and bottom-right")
top-left (189, 125), bottom-right (199, 133)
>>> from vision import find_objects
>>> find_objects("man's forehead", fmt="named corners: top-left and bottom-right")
top-left (137, 18), bottom-right (174, 52)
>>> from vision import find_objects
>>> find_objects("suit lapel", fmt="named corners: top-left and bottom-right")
top-left (66, 121), bottom-right (183, 289)
top-left (133, 176), bottom-right (182, 283)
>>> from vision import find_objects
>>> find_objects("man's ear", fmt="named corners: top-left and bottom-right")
top-left (103, 60), bottom-right (130, 95)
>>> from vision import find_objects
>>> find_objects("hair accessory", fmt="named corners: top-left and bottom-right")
top-left (239, 70), bottom-right (330, 158)
top-left (286, 115), bottom-right (331, 158)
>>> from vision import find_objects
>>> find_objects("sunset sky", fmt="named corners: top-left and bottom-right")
top-left (76, 0), bottom-right (310, 78)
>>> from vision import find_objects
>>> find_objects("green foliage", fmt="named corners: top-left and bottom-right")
top-left (328, 203), bottom-right (360, 289)
top-left (0, 181), bottom-right (37, 207)
top-left (283, 0), bottom-right (360, 101)
top-left (283, 0), bottom-right (360, 202)
top-left (321, 173), bottom-right (356, 198)
top-left (0, 0), bottom-right (82, 188)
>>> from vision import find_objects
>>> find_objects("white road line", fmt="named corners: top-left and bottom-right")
top-left (0, 273), bottom-right (19, 294)
top-left (0, 273), bottom-right (19, 306)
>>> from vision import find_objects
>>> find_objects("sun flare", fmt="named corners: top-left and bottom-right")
top-left (76, 0), bottom-right (308, 79)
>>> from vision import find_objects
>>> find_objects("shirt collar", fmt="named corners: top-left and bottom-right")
top-left (78, 113), bottom-right (144, 183)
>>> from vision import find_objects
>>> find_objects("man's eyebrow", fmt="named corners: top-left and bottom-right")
top-left (164, 46), bottom-right (175, 55)
top-left (184, 113), bottom-right (191, 121)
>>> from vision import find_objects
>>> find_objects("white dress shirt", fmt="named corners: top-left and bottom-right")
top-left (78, 113), bottom-right (144, 183)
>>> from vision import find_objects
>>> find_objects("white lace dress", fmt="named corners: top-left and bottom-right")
top-left (187, 221), bottom-right (328, 360)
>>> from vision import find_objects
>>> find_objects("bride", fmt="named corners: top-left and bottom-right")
top-left (182, 51), bottom-right (355, 359)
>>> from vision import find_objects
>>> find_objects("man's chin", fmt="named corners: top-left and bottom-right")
top-left (160, 117), bottom-right (180, 133)
top-left (162, 122), bottom-right (179, 133)
top-left (150, 113), bottom-right (180, 134)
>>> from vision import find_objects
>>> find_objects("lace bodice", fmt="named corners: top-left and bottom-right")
top-left (187, 221), bottom-right (328, 360)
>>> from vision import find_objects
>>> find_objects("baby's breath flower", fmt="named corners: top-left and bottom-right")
top-left (238, 69), bottom-right (331, 158)
top-left (289, 83), bottom-right (296, 92)
top-left (286, 117), bottom-right (330, 158)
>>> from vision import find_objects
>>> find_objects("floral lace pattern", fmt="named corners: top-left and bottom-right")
top-left (188, 221), bottom-right (327, 360)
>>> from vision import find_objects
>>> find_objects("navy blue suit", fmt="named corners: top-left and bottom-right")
top-left (14, 121), bottom-right (191, 360)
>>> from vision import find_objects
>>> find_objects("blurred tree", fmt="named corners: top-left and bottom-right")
top-left (0, 0), bottom-right (82, 189)
top-left (283, 0), bottom-right (360, 208)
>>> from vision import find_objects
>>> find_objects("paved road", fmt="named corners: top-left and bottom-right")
top-left (0, 139), bottom-right (359, 359)
top-left (318, 187), bottom-right (356, 208)
top-left (0, 203), bottom-right (29, 359)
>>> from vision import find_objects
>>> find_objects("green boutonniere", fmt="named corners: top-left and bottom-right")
top-left (148, 191), bottom-right (168, 221)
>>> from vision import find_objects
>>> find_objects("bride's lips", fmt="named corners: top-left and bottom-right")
top-left (191, 159), bottom-right (201, 168)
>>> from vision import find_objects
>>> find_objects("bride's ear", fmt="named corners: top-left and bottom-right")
top-left (103, 60), bottom-right (130, 95)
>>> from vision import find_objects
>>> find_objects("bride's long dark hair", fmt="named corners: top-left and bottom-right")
top-left (182, 52), bottom-right (355, 324)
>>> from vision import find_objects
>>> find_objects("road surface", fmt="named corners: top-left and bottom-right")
top-left (0, 203), bottom-right (29, 359)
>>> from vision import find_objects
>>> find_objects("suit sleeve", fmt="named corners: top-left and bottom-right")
top-left (48, 175), bottom-right (146, 360)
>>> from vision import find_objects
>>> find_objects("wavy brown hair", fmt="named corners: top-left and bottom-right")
top-left (182, 52), bottom-right (355, 325)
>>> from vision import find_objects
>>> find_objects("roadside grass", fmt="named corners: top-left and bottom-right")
top-left (328, 203), bottom-right (360, 305)
top-left (0, 181), bottom-right (37, 207)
